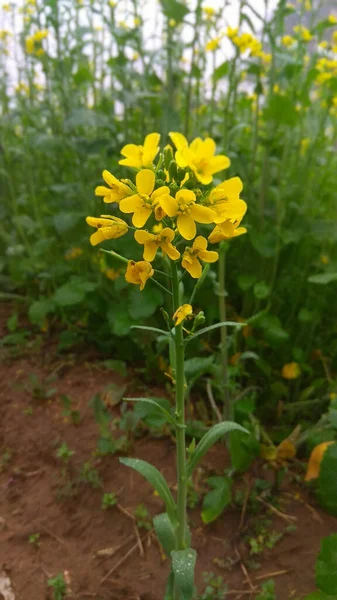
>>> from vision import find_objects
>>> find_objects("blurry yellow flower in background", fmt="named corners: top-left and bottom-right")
top-left (173, 304), bottom-right (193, 326)
top-left (203, 6), bottom-right (215, 19)
top-left (160, 188), bottom-right (214, 240)
top-left (169, 18), bottom-right (176, 28)
top-left (134, 227), bottom-right (180, 261)
top-left (65, 247), bottom-right (83, 260)
top-left (95, 170), bottom-right (132, 203)
top-left (328, 15), bottom-right (337, 24)
top-left (105, 268), bottom-right (121, 281)
top-left (125, 260), bottom-right (154, 290)
top-left (293, 25), bottom-right (313, 42)
top-left (182, 236), bottom-right (219, 278)
top-left (169, 132), bottom-right (230, 185)
top-left (320, 254), bottom-right (330, 265)
top-left (282, 35), bottom-right (295, 47)
top-left (119, 132), bottom-right (160, 169)
top-left (282, 362), bottom-right (301, 380)
top-left (208, 220), bottom-right (247, 243)
top-left (119, 169), bottom-right (171, 227)
top-left (86, 215), bottom-right (128, 246)
top-left (205, 36), bottom-right (222, 52)
top-left (300, 138), bottom-right (310, 156)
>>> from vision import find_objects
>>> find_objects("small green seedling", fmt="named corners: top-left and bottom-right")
top-left (47, 572), bottom-right (66, 600)
top-left (134, 503), bottom-right (152, 531)
top-left (56, 442), bottom-right (75, 463)
top-left (101, 492), bottom-right (118, 510)
top-left (28, 533), bottom-right (40, 547)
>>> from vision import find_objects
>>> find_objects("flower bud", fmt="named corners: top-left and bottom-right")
top-left (176, 167), bottom-right (186, 182)
top-left (164, 145), bottom-right (174, 168)
top-left (156, 179), bottom-right (166, 187)
top-left (194, 311), bottom-right (206, 327)
top-left (157, 169), bottom-right (166, 180)
top-left (169, 182), bottom-right (179, 195)
top-left (168, 160), bottom-right (178, 180)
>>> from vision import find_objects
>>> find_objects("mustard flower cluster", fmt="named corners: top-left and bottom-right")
top-left (86, 133), bottom-right (247, 289)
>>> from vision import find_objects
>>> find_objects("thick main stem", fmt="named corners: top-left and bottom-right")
top-left (170, 261), bottom-right (187, 551)
top-left (218, 244), bottom-right (231, 420)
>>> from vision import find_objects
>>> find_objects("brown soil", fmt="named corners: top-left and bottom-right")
top-left (1, 304), bottom-right (336, 600)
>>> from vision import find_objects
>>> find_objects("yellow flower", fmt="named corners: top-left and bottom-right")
top-left (95, 170), bottom-right (132, 203)
top-left (25, 36), bottom-right (35, 53)
top-left (160, 188), bottom-right (215, 240)
top-left (133, 17), bottom-right (141, 27)
top-left (319, 41), bottom-right (328, 49)
top-left (35, 48), bottom-right (44, 56)
top-left (282, 35), bottom-right (295, 47)
top-left (332, 31), bottom-right (337, 45)
top-left (182, 236), bottom-right (219, 278)
top-left (328, 15), bottom-right (337, 25)
top-left (169, 18), bottom-right (176, 27)
top-left (86, 215), bottom-right (128, 246)
top-left (169, 132), bottom-right (230, 185)
top-left (205, 36), bottom-right (222, 52)
top-left (34, 30), bottom-right (48, 41)
top-left (226, 26), bottom-right (239, 39)
top-left (207, 177), bottom-right (247, 224)
top-left (119, 132), bottom-right (160, 169)
top-left (65, 247), bottom-right (83, 260)
top-left (125, 260), bottom-right (154, 290)
top-left (119, 169), bottom-right (171, 227)
top-left (134, 227), bottom-right (180, 261)
top-left (282, 362), bottom-right (301, 380)
top-left (105, 268), bottom-right (120, 281)
top-left (300, 138), bottom-right (310, 156)
top-left (320, 254), bottom-right (329, 265)
top-left (293, 25), bottom-right (313, 42)
top-left (203, 6), bottom-right (215, 18)
top-left (305, 442), bottom-right (335, 481)
top-left (208, 220), bottom-right (247, 243)
top-left (173, 304), bottom-right (193, 326)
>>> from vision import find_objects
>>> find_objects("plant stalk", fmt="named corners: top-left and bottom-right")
top-left (218, 243), bottom-right (231, 420)
top-left (170, 261), bottom-right (187, 553)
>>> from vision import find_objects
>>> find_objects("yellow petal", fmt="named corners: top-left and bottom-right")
top-left (199, 249), bottom-right (219, 263)
top-left (201, 137), bottom-right (216, 157)
top-left (209, 154), bottom-right (231, 174)
top-left (233, 227), bottom-right (247, 237)
top-left (159, 194), bottom-right (179, 217)
top-left (142, 132), bottom-right (160, 166)
top-left (305, 442), bottom-right (335, 481)
top-left (95, 185), bottom-right (112, 197)
top-left (136, 169), bottom-right (155, 195)
top-left (177, 213), bottom-right (196, 240)
top-left (213, 199), bottom-right (247, 224)
top-left (89, 230), bottom-right (105, 246)
top-left (173, 303), bottom-right (193, 326)
top-left (282, 362), bottom-right (301, 380)
top-left (176, 189), bottom-right (196, 205)
top-left (169, 132), bottom-right (188, 151)
top-left (160, 227), bottom-right (175, 242)
top-left (134, 229), bottom-right (153, 244)
top-left (182, 255), bottom-right (202, 278)
top-left (175, 149), bottom-right (189, 168)
top-left (102, 170), bottom-right (119, 188)
top-left (190, 204), bottom-right (215, 224)
top-left (193, 236), bottom-right (208, 252)
top-left (143, 241), bottom-right (158, 262)
top-left (162, 241), bottom-right (180, 261)
top-left (119, 194), bottom-right (142, 214)
top-left (132, 206), bottom-right (152, 228)
top-left (151, 186), bottom-right (170, 202)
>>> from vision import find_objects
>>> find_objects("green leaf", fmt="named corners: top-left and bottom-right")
top-left (187, 421), bottom-right (248, 476)
top-left (264, 94), bottom-right (297, 125)
top-left (108, 305), bottom-right (136, 337)
top-left (160, 0), bottom-right (189, 23)
top-left (153, 512), bottom-right (177, 555)
top-left (230, 428), bottom-right (260, 472)
top-left (119, 458), bottom-right (176, 519)
top-left (124, 398), bottom-right (174, 425)
top-left (128, 286), bottom-right (163, 320)
top-left (53, 279), bottom-right (95, 307)
top-left (302, 593), bottom-right (333, 600)
top-left (184, 356), bottom-right (214, 378)
top-left (201, 476), bottom-right (232, 524)
top-left (308, 273), bottom-right (337, 285)
top-left (29, 299), bottom-right (55, 325)
top-left (131, 325), bottom-right (171, 337)
top-left (164, 570), bottom-right (175, 600)
top-left (237, 274), bottom-right (257, 291)
top-left (171, 548), bottom-right (197, 600)
top-left (253, 281), bottom-right (271, 299)
top-left (316, 534), bottom-right (337, 595)
top-left (213, 60), bottom-right (229, 83)
top-left (186, 321), bottom-right (244, 343)
top-left (53, 212), bottom-right (83, 233)
top-left (318, 443), bottom-right (337, 516)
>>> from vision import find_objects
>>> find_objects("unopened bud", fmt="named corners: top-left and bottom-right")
top-left (194, 311), bottom-right (206, 326)
top-left (156, 179), bottom-right (166, 187)
top-left (168, 160), bottom-right (178, 180)
top-left (157, 169), bottom-right (166, 181)
top-left (164, 145), bottom-right (173, 168)
top-left (176, 167), bottom-right (186, 183)
top-left (169, 182), bottom-right (179, 195)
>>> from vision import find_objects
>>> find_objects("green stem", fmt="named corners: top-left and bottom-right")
top-left (170, 261), bottom-right (187, 554)
top-left (218, 243), bottom-right (231, 420)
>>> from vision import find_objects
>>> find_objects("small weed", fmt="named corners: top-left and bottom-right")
top-left (0, 448), bottom-right (12, 472)
top-left (27, 372), bottom-right (58, 401)
top-left (134, 503), bottom-right (152, 531)
top-left (28, 533), bottom-right (40, 547)
top-left (78, 461), bottom-right (102, 489)
top-left (101, 492), bottom-right (118, 510)
top-left (198, 571), bottom-right (228, 599)
top-left (56, 442), bottom-right (75, 464)
top-left (60, 394), bottom-right (81, 425)
top-left (47, 572), bottom-right (66, 600)
top-left (256, 579), bottom-right (276, 600)
top-left (22, 406), bottom-right (34, 416)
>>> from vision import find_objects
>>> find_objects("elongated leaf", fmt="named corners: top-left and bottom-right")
top-left (308, 273), bottom-right (337, 285)
top-left (187, 422), bottom-right (248, 476)
top-left (124, 398), bottom-right (174, 425)
top-left (171, 548), bottom-right (197, 600)
top-left (164, 570), bottom-right (175, 600)
top-left (201, 476), bottom-right (232, 524)
top-left (186, 321), bottom-right (244, 343)
top-left (119, 458), bottom-right (176, 518)
top-left (131, 325), bottom-right (171, 337)
top-left (316, 534), bottom-right (337, 595)
top-left (153, 512), bottom-right (177, 555)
